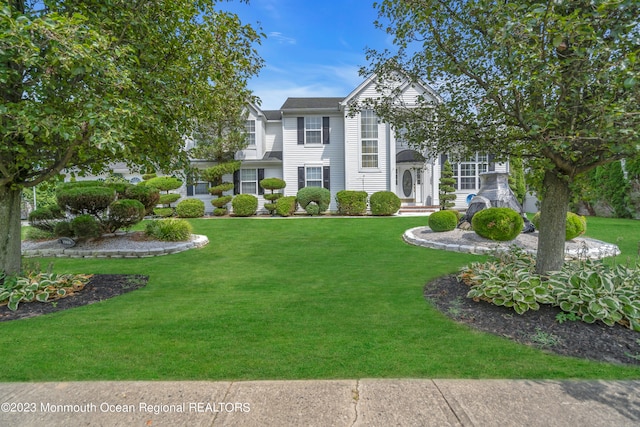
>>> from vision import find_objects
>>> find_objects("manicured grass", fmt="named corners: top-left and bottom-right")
top-left (3, 216), bottom-right (640, 381)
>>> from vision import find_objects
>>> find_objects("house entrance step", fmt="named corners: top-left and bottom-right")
top-left (398, 205), bottom-right (439, 215)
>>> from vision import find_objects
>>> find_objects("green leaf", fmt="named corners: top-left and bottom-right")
top-left (36, 292), bottom-right (49, 302)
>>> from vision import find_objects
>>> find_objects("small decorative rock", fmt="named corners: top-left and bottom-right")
top-left (58, 237), bottom-right (76, 248)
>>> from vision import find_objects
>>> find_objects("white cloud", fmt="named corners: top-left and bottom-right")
top-left (268, 31), bottom-right (296, 45)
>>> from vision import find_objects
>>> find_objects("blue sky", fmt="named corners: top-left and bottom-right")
top-left (219, 0), bottom-right (392, 110)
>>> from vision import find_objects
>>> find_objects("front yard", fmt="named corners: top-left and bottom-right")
top-left (2, 216), bottom-right (640, 381)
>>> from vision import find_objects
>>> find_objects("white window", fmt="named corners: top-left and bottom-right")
top-left (245, 120), bottom-right (256, 146)
top-left (305, 166), bottom-right (323, 187)
top-left (452, 153), bottom-right (489, 190)
top-left (240, 169), bottom-right (258, 194)
top-left (361, 110), bottom-right (379, 168)
top-left (305, 117), bottom-right (322, 144)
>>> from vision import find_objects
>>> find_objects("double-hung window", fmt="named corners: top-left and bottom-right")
top-left (245, 120), bottom-right (256, 146)
top-left (305, 117), bottom-right (322, 144)
top-left (451, 153), bottom-right (489, 190)
top-left (240, 169), bottom-right (258, 194)
top-left (305, 166), bottom-right (323, 187)
top-left (361, 110), bottom-right (379, 168)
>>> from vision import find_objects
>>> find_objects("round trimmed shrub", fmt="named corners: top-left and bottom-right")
top-left (232, 194), bottom-right (258, 217)
top-left (428, 210), bottom-right (459, 232)
top-left (531, 211), bottom-right (587, 241)
top-left (336, 190), bottom-right (368, 216)
top-left (71, 214), bottom-right (102, 239)
top-left (145, 218), bottom-right (192, 241)
top-left (472, 207), bottom-right (524, 241)
top-left (213, 208), bottom-right (228, 216)
top-left (54, 220), bottom-right (73, 237)
top-left (370, 191), bottom-right (401, 216)
top-left (211, 195), bottom-right (233, 208)
top-left (143, 176), bottom-right (182, 192)
top-left (28, 205), bottom-right (65, 232)
top-left (275, 196), bottom-right (297, 217)
top-left (158, 193), bottom-right (181, 205)
top-left (297, 187), bottom-right (331, 215)
top-left (125, 185), bottom-right (160, 214)
top-left (107, 199), bottom-right (145, 231)
top-left (260, 177), bottom-right (286, 191)
top-left (153, 207), bottom-right (174, 217)
top-left (176, 199), bottom-right (205, 218)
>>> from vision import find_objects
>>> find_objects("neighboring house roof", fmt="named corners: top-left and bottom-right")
top-left (280, 97), bottom-right (345, 111)
top-left (262, 110), bottom-right (282, 121)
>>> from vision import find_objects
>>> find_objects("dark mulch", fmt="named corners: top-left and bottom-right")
top-left (425, 275), bottom-right (640, 366)
top-left (0, 275), bottom-right (148, 322)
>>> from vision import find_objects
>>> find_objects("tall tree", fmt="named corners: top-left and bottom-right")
top-left (0, 1), bottom-right (263, 274)
top-left (362, 0), bottom-right (640, 273)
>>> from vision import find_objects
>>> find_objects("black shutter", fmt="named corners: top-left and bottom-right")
top-left (298, 167), bottom-right (305, 190)
top-left (297, 117), bottom-right (305, 145)
top-left (233, 170), bottom-right (240, 195)
top-left (187, 185), bottom-right (194, 196)
top-left (258, 169), bottom-right (265, 195)
top-left (322, 117), bottom-right (330, 144)
top-left (488, 153), bottom-right (495, 171)
top-left (323, 166), bottom-right (330, 190)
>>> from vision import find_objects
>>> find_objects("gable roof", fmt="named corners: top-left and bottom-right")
top-left (340, 73), bottom-right (442, 108)
top-left (280, 97), bottom-right (345, 111)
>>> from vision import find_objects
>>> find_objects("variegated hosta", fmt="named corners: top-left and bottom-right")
top-left (0, 272), bottom-right (92, 311)
top-left (459, 249), bottom-right (640, 331)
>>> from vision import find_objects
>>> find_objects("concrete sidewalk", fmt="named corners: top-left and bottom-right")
top-left (0, 379), bottom-right (638, 426)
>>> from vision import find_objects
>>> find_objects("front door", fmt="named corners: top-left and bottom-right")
top-left (397, 165), bottom-right (428, 205)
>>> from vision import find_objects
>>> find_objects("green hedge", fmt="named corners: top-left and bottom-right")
top-left (176, 199), bottom-right (205, 218)
top-left (336, 190), bottom-right (368, 216)
top-left (370, 191), bottom-right (401, 216)
top-left (275, 196), bottom-right (297, 217)
top-left (472, 207), bottom-right (523, 241)
top-left (232, 194), bottom-right (258, 217)
top-left (428, 210), bottom-right (458, 232)
top-left (297, 187), bottom-right (331, 215)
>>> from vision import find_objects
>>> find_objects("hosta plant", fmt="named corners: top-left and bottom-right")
top-left (0, 271), bottom-right (92, 311)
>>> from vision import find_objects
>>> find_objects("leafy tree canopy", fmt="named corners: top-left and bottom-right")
top-left (362, 0), bottom-right (640, 272)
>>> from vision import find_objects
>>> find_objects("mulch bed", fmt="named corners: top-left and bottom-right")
top-left (425, 275), bottom-right (640, 366)
top-left (0, 275), bottom-right (148, 322)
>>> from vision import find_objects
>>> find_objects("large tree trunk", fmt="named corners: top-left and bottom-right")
top-left (0, 185), bottom-right (22, 275)
top-left (535, 170), bottom-right (570, 274)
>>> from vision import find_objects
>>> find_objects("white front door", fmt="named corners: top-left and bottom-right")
top-left (397, 165), bottom-right (427, 205)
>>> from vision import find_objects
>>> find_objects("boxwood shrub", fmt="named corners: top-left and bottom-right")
top-left (71, 214), bottom-right (102, 239)
top-left (176, 199), bottom-right (205, 218)
top-left (428, 210), bottom-right (458, 232)
top-left (124, 185), bottom-right (160, 215)
top-left (297, 187), bottom-right (331, 215)
top-left (153, 207), bottom-right (174, 217)
top-left (232, 194), bottom-right (258, 217)
top-left (106, 199), bottom-right (146, 232)
top-left (472, 207), bottom-right (523, 241)
top-left (531, 211), bottom-right (587, 241)
top-left (336, 190), bottom-right (368, 216)
top-left (370, 191), bottom-right (401, 216)
top-left (275, 196), bottom-right (297, 217)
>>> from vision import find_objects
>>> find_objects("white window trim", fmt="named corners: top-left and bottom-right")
top-left (451, 153), bottom-right (489, 190)
top-left (304, 116), bottom-right (323, 145)
top-left (305, 165), bottom-right (323, 188)
top-left (245, 120), bottom-right (256, 147)
top-left (240, 168), bottom-right (258, 195)
top-left (359, 110), bottom-right (380, 171)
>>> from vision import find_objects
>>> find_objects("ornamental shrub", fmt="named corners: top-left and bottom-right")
top-left (297, 187), bottom-right (331, 215)
top-left (158, 193), bottom-right (181, 205)
top-left (428, 210), bottom-right (459, 232)
top-left (153, 207), bottom-right (174, 217)
top-left (472, 207), bottom-right (523, 241)
top-left (28, 205), bottom-right (65, 232)
top-left (125, 185), bottom-right (160, 215)
top-left (275, 196), bottom-right (297, 217)
top-left (370, 191), bottom-right (401, 216)
top-left (54, 220), bottom-right (73, 237)
top-left (531, 211), bottom-right (587, 241)
top-left (145, 218), bottom-right (192, 241)
top-left (260, 177), bottom-right (286, 191)
top-left (57, 186), bottom-right (116, 215)
top-left (71, 214), bottom-right (102, 239)
top-left (106, 199), bottom-right (145, 232)
top-left (336, 190), bottom-right (368, 216)
top-left (232, 194), bottom-right (258, 217)
top-left (211, 195), bottom-right (233, 208)
top-left (176, 199), bottom-right (205, 218)
top-left (143, 176), bottom-right (183, 192)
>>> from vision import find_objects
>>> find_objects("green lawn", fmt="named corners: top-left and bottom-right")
top-left (4, 216), bottom-right (640, 381)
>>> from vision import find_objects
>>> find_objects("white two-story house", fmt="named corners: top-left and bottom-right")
top-left (107, 75), bottom-right (507, 214)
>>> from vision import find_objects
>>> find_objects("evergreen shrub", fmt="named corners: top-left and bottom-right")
top-left (428, 210), bottom-right (459, 232)
top-left (176, 199), bottom-right (205, 218)
top-left (71, 214), bottom-right (102, 239)
top-left (54, 221), bottom-right (73, 237)
top-left (370, 191), bottom-right (401, 216)
top-left (232, 194), bottom-right (258, 217)
top-left (472, 207), bottom-right (523, 241)
top-left (153, 207), bottom-right (174, 217)
top-left (275, 196), bottom-right (297, 217)
top-left (28, 205), bottom-right (65, 232)
top-left (107, 199), bottom-right (145, 231)
top-left (297, 187), bottom-right (331, 215)
top-left (531, 211), bottom-right (586, 241)
top-left (336, 190), bottom-right (368, 216)
top-left (57, 186), bottom-right (116, 215)
top-left (125, 185), bottom-right (160, 214)
top-left (158, 193), bottom-right (181, 205)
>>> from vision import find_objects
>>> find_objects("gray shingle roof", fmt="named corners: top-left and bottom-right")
top-left (280, 97), bottom-right (345, 110)
top-left (262, 110), bottom-right (281, 120)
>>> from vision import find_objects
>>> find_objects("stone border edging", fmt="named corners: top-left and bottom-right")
top-left (21, 234), bottom-right (209, 259)
top-left (403, 226), bottom-right (621, 260)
